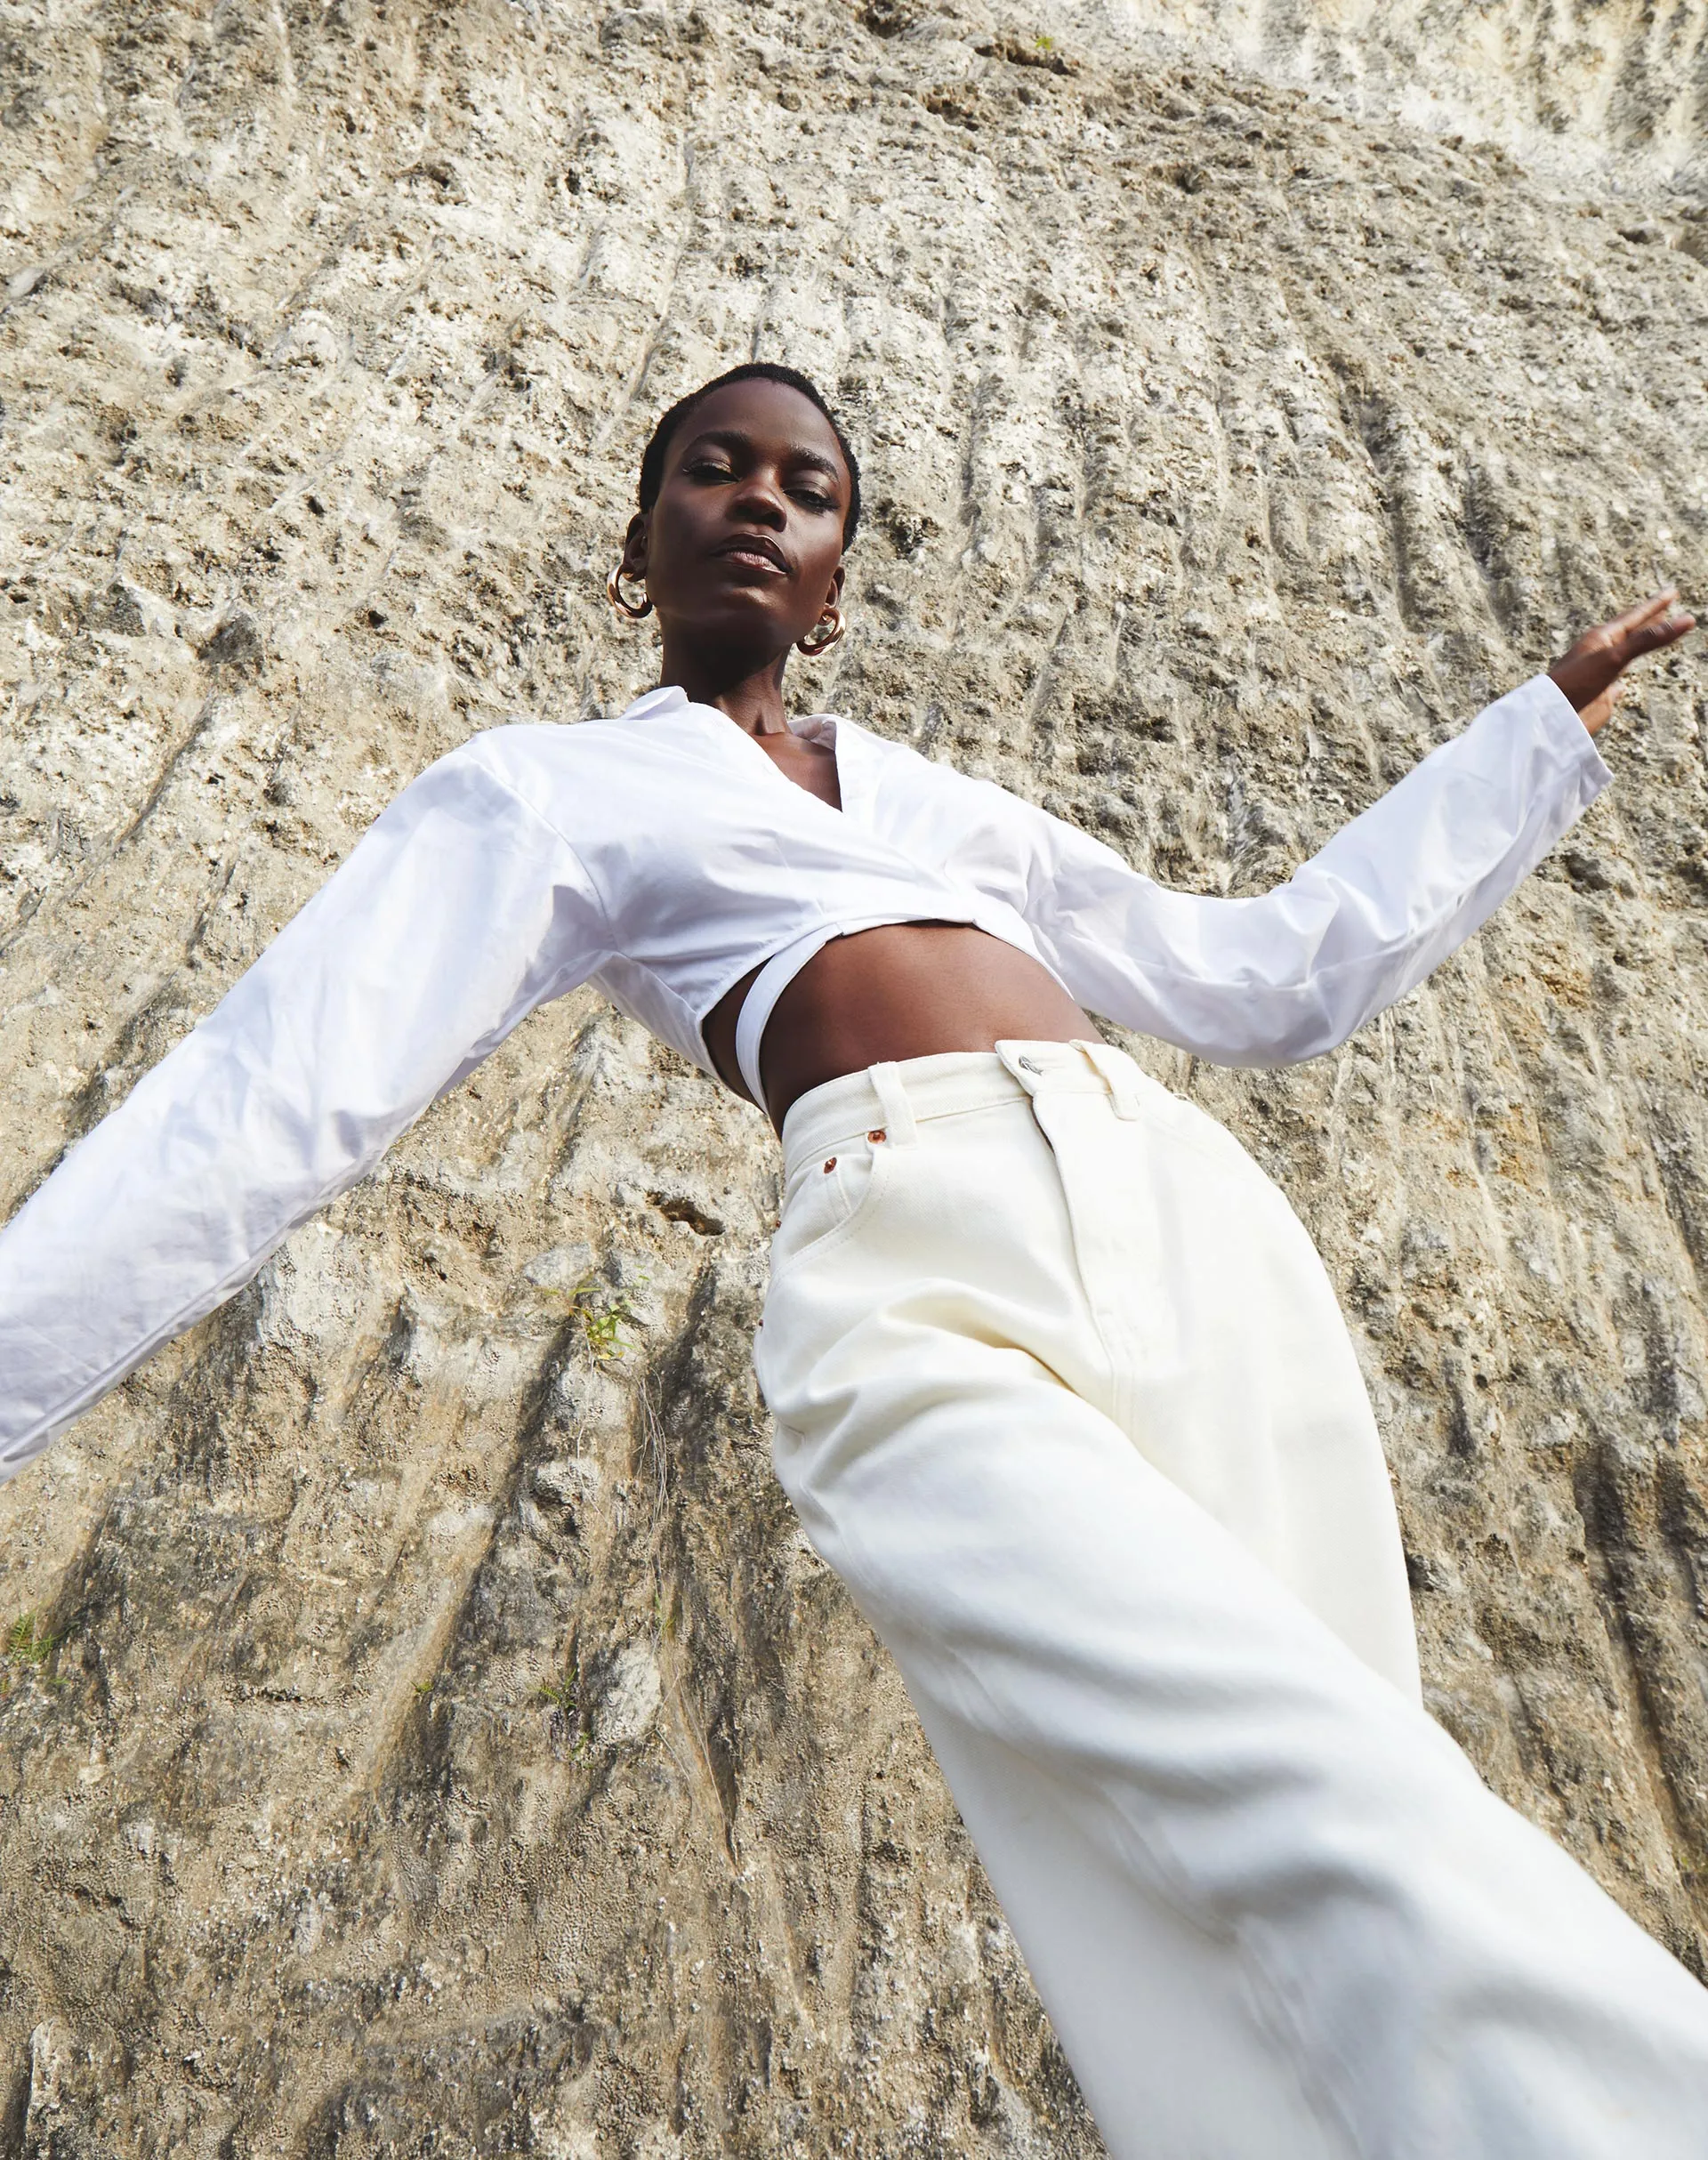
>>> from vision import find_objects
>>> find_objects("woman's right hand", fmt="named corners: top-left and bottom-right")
top-left (1549, 588), bottom-right (1696, 736)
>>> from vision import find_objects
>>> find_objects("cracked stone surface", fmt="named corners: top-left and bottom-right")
top-left (0, 0), bottom-right (1706, 2151)
top-left (1116, 0), bottom-right (1708, 181)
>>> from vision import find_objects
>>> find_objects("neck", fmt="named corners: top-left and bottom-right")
top-left (657, 635), bottom-right (793, 736)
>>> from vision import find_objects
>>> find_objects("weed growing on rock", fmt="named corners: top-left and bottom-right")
top-left (539, 1653), bottom-right (592, 1760)
top-left (4, 1613), bottom-right (63, 1688)
top-left (569, 1276), bottom-right (647, 1366)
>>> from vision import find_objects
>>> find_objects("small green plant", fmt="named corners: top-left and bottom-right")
top-left (4, 1612), bottom-right (63, 1688)
top-left (538, 1647), bottom-right (581, 1716)
top-left (1035, 31), bottom-right (1054, 48)
top-left (538, 1657), bottom-right (592, 1760)
top-left (7, 1612), bottom-right (54, 1664)
top-left (569, 1275), bottom-right (647, 1366)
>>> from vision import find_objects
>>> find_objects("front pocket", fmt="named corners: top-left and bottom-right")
top-left (769, 1139), bottom-right (893, 1282)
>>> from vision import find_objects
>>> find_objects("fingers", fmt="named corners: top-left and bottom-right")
top-left (1631, 608), bottom-right (1696, 656)
top-left (1599, 592), bottom-right (1695, 672)
top-left (1615, 606), bottom-right (1696, 666)
top-left (1550, 590), bottom-right (1695, 721)
top-left (1609, 586), bottom-right (1681, 634)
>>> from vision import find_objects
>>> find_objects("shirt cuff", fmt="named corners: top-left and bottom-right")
top-left (1520, 670), bottom-right (1614, 800)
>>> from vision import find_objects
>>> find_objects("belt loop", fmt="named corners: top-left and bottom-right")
top-left (1082, 1040), bottom-right (1142, 1119)
top-left (866, 1062), bottom-right (918, 1147)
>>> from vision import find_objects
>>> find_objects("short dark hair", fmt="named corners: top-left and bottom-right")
top-left (637, 362), bottom-right (862, 547)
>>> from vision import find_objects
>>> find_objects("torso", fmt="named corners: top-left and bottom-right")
top-left (703, 725), bottom-right (1093, 1130)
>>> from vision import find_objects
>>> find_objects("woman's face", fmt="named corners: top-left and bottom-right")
top-left (623, 379), bottom-right (850, 660)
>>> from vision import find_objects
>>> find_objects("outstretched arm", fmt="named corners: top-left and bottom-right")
top-left (0, 737), bottom-right (609, 1480)
top-left (1024, 592), bottom-right (1694, 1066)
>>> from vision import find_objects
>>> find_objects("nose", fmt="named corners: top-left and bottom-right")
top-left (727, 469), bottom-right (787, 528)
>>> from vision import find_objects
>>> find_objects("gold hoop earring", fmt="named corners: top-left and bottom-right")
top-left (797, 605), bottom-right (846, 657)
top-left (606, 562), bottom-right (653, 621)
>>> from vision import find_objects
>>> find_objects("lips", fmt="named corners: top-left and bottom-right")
top-left (713, 534), bottom-right (789, 575)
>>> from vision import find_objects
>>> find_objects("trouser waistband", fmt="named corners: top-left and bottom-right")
top-left (778, 1040), bottom-right (1150, 1180)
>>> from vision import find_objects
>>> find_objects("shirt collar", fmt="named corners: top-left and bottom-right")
top-left (616, 684), bottom-right (689, 722)
top-left (616, 684), bottom-right (841, 746)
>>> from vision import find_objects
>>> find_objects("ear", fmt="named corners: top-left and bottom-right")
top-left (620, 512), bottom-right (649, 580)
top-left (824, 558), bottom-right (846, 610)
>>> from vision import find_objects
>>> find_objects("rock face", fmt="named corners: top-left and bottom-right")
top-left (1120, 0), bottom-right (1708, 178)
top-left (0, 0), bottom-right (1706, 2150)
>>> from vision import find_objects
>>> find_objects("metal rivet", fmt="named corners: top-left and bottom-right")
top-left (867, 1128), bottom-right (886, 1144)
top-left (1018, 1056), bottom-right (1042, 1074)
top-left (823, 1157), bottom-right (837, 1173)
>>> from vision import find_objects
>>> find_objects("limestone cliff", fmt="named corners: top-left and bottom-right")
top-left (1, 1), bottom-right (1706, 2151)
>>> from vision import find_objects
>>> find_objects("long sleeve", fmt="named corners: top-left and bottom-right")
top-left (1022, 674), bottom-right (1610, 1064)
top-left (0, 739), bottom-right (610, 1479)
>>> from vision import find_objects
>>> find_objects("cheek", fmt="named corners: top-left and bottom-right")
top-left (644, 504), bottom-right (701, 569)
top-left (640, 511), bottom-right (713, 599)
top-left (794, 530), bottom-right (844, 599)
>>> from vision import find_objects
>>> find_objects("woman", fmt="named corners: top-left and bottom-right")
top-left (2, 361), bottom-right (1705, 2154)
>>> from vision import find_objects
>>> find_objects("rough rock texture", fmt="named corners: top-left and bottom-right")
top-left (1124, 0), bottom-right (1708, 179)
top-left (1, 0), bottom-right (1707, 2151)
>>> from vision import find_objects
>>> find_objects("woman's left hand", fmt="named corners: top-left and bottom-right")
top-left (1549, 588), bottom-right (1696, 736)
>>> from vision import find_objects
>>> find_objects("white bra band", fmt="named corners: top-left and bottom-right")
top-left (734, 926), bottom-right (842, 1116)
top-left (732, 908), bottom-right (1015, 1118)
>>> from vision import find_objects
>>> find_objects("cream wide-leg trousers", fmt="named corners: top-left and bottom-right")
top-left (753, 1042), bottom-right (1708, 2159)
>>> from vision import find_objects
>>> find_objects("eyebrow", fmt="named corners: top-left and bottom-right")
top-left (678, 425), bottom-right (845, 486)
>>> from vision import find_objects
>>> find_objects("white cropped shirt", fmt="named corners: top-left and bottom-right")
top-left (0, 674), bottom-right (1607, 1477)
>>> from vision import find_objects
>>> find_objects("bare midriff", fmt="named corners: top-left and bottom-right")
top-left (703, 922), bottom-right (1095, 1132)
